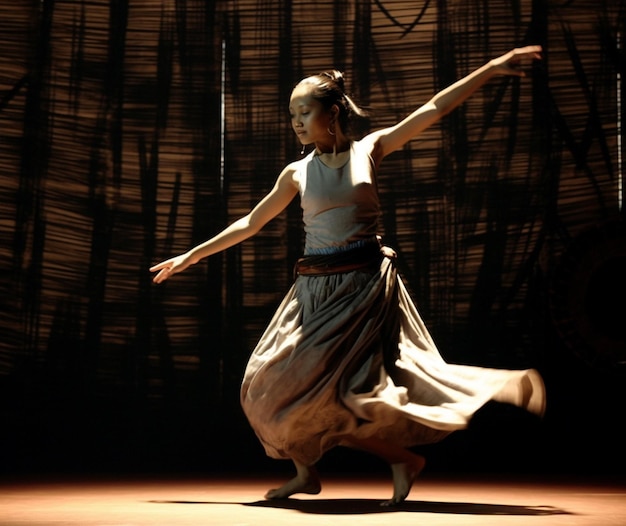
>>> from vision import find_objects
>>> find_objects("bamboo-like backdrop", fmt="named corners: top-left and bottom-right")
top-left (0, 0), bottom-right (624, 471)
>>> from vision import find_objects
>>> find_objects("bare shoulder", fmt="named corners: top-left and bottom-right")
top-left (357, 131), bottom-right (386, 167)
top-left (277, 160), bottom-right (302, 190)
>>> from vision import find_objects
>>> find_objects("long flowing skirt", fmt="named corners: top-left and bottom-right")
top-left (240, 257), bottom-right (545, 466)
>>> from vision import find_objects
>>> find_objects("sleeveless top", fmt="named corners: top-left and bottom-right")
top-left (295, 141), bottom-right (381, 255)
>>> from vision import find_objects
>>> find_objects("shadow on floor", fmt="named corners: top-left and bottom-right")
top-left (149, 497), bottom-right (572, 516)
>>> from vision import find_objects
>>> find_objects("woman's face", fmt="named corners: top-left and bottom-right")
top-left (289, 83), bottom-right (333, 147)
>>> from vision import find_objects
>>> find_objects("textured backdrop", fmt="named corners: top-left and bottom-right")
top-left (0, 0), bottom-right (624, 474)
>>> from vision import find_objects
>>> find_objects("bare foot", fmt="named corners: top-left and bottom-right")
top-left (380, 454), bottom-right (426, 507)
top-left (265, 470), bottom-right (322, 499)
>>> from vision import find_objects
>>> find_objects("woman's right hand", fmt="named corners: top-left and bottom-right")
top-left (150, 252), bottom-right (196, 284)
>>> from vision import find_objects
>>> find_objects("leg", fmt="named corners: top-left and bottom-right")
top-left (265, 460), bottom-right (322, 499)
top-left (343, 435), bottom-right (425, 506)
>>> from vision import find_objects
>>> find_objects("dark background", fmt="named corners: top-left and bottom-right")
top-left (1, 0), bottom-right (624, 479)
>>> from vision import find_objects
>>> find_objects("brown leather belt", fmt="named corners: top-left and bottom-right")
top-left (295, 242), bottom-right (383, 277)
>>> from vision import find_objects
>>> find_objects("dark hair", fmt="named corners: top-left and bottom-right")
top-left (298, 70), bottom-right (369, 137)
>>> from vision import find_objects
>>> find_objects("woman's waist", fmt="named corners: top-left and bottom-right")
top-left (303, 236), bottom-right (379, 256)
top-left (296, 237), bottom-right (382, 277)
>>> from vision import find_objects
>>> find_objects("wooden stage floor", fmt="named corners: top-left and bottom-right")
top-left (1, 473), bottom-right (624, 526)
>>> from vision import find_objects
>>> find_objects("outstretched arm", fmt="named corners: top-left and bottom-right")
top-left (371, 46), bottom-right (542, 160)
top-left (150, 165), bottom-right (299, 284)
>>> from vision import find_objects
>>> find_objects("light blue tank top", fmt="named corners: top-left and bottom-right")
top-left (296, 141), bottom-right (381, 255)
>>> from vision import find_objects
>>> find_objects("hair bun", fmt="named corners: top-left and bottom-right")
top-left (321, 70), bottom-right (345, 92)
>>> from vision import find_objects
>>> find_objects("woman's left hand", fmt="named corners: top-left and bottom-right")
top-left (491, 45), bottom-right (542, 77)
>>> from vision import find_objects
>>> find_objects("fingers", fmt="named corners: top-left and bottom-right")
top-left (150, 257), bottom-right (176, 274)
top-left (514, 45), bottom-right (543, 63)
top-left (499, 45), bottom-right (542, 77)
top-left (517, 44), bottom-right (542, 55)
top-left (509, 45), bottom-right (541, 58)
top-left (150, 261), bottom-right (174, 283)
top-left (152, 267), bottom-right (172, 284)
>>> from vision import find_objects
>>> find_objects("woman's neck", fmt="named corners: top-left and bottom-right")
top-left (315, 143), bottom-right (350, 168)
top-left (315, 136), bottom-right (350, 154)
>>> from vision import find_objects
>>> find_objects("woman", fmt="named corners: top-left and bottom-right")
top-left (150, 46), bottom-right (546, 506)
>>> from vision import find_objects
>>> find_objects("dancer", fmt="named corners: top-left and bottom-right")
top-left (150, 45), bottom-right (546, 506)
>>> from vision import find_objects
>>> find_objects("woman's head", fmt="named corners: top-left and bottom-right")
top-left (289, 70), bottom-right (368, 148)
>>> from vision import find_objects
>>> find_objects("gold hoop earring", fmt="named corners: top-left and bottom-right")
top-left (327, 126), bottom-right (335, 136)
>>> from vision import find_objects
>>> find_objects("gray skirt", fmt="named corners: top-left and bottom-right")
top-left (240, 256), bottom-right (545, 465)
